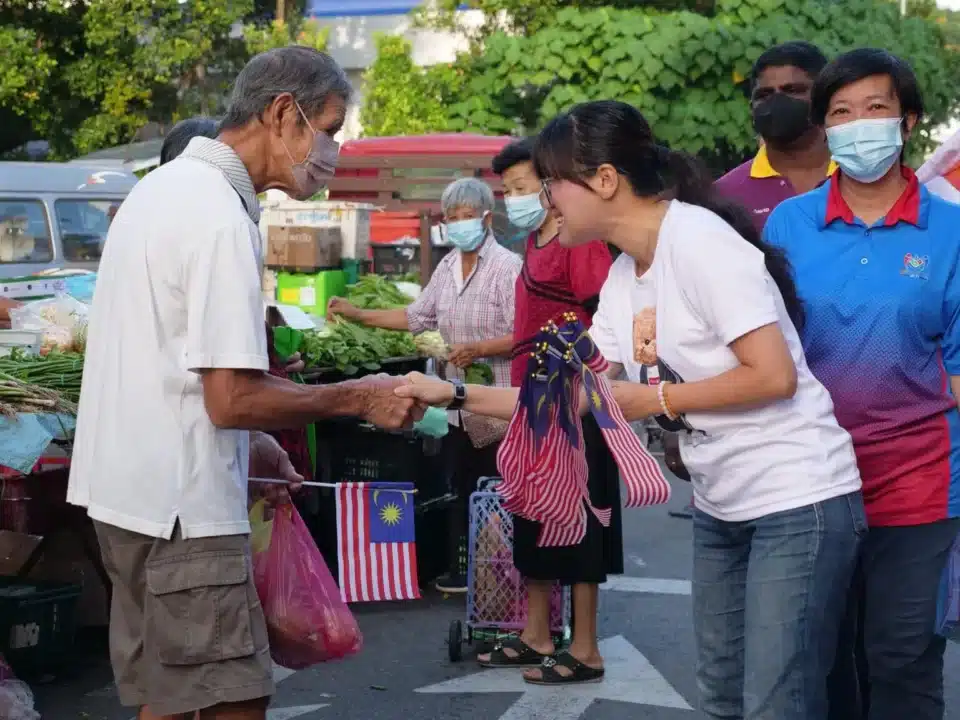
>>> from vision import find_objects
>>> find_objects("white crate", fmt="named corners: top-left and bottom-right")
top-left (259, 199), bottom-right (375, 260)
top-left (0, 330), bottom-right (41, 356)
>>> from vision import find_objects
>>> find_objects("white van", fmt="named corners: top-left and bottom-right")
top-left (0, 162), bottom-right (138, 279)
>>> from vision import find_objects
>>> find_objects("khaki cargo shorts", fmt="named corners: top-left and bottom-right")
top-left (94, 520), bottom-right (274, 716)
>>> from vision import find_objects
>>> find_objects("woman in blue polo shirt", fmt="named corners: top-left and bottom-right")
top-left (763, 49), bottom-right (960, 720)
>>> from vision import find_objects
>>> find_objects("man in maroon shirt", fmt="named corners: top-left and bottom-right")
top-left (667, 41), bottom-right (837, 520)
top-left (716, 41), bottom-right (835, 232)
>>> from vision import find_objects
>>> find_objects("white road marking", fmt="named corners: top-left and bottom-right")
top-left (268, 704), bottom-right (329, 719)
top-left (601, 576), bottom-right (691, 596)
top-left (415, 635), bottom-right (692, 719)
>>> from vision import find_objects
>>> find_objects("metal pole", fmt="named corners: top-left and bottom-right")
top-left (901, 0), bottom-right (907, 16)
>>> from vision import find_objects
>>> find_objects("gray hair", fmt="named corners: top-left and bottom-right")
top-left (441, 177), bottom-right (495, 215)
top-left (220, 46), bottom-right (352, 131)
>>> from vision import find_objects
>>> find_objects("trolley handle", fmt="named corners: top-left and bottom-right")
top-left (477, 476), bottom-right (502, 492)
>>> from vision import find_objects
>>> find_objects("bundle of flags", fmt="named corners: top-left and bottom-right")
top-left (497, 312), bottom-right (671, 547)
top-left (336, 482), bottom-right (421, 603)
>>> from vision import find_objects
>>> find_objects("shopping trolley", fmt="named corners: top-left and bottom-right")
top-left (448, 477), bottom-right (571, 661)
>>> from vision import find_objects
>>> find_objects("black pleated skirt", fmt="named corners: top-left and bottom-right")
top-left (512, 414), bottom-right (625, 585)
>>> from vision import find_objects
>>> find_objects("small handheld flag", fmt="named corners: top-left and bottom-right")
top-left (335, 482), bottom-right (421, 603)
top-left (496, 313), bottom-right (671, 547)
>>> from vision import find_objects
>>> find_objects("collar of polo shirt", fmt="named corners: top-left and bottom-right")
top-left (822, 166), bottom-right (928, 230)
top-left (749, 145), bottom-right (838, 180)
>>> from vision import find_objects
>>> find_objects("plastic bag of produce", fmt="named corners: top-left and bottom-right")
top-left (10, 294), bottom-right (89, 354)
top-left (0, 654), bottom-right (39, 720)
top-left (250, 500), bottom-right (363, 669)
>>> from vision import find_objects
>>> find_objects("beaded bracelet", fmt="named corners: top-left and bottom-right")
top-left (658, 381), bottom-right (678, 421)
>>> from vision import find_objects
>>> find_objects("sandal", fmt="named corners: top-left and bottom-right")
top-left (523, 651), bottom-right (605, 685)
top-left (478, 636), bottom-right (550, 668)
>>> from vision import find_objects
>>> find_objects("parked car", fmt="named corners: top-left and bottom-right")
top-left (0, 162), bottom-right (138, 279)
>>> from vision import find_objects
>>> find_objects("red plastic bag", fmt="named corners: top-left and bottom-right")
top-left (250, 500), bottom-right (363, 669)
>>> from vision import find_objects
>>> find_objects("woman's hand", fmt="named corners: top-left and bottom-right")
top-left (393, 371), bottom-right (455, 408)
top-left (609, 381), bottom-right (662, 422)
top-left (283, 351), bottom-right (305, 374)
top-left (327, 296), bottom-right (360, 321)
top-left (448, 342), bottom-right (480, 369)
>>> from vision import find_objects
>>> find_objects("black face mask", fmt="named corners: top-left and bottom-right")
top-left (751, 93), bottom-right (813, 145)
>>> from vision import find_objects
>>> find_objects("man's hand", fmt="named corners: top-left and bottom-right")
top-left (283, 351), bottom-right (305, 374)
top-left (327, 296), bottom-right (360, 321)
top-left (249, 431), bottom-right (304, 509)
top-left (393, 371), bottom-right (456, 408)
top-left (356, 373), bottom-right (424, 429)
top-left (447, 342), bottom-right (480, 370)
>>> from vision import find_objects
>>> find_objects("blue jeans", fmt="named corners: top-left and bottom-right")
top-left (827, 518), bottom-right (960, 720)
top-left (693, 491), bottom-right (867, 719)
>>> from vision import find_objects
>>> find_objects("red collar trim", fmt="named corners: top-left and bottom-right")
top-left (824, 166), bottom-right (921, 227)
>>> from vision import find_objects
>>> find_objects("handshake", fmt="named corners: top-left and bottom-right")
top-left (353, 371), bottom-right (455, 430)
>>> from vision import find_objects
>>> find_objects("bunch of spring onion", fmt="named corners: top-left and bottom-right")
top-left (0, 350), bottom-right (84, 407)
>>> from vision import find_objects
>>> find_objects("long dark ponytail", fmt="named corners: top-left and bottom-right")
top-left (533, 100), bottom-right (804, 330)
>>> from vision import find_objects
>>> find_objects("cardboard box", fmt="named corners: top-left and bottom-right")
top-left (266, 225), bottom-right (342, 270)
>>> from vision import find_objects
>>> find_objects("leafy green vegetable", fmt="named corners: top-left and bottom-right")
top-left (465, 362), bottom-right (495, 386)
top-left (345, 274), bottom-right (415, 310)
top-left (301, 320), bottom-right (416, 374)
top-left (302, 274), bottom-right (426, 373)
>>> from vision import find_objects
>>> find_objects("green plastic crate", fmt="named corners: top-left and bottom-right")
top-left (275, 269), bottom-right (347, 315)
top-left (0, 576), bottom-right (81, 677)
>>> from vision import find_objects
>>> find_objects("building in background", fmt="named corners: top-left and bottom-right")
top-left (305, 1), bottom-right (479, 139)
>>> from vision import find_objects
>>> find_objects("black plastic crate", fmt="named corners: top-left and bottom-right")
top-left (371, 244), bottom-right (452, 278)
top-left (0, 576), bottom-right (81, 677)
top-left (329, 423), bottom-right (444, 490)
top-left (302, 355), bottom-right (426, 385)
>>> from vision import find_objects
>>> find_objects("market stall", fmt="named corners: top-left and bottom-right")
top-left (0, 294), bottom-right (95, 710)
top-left (276, 272), bottom-right (459, 584)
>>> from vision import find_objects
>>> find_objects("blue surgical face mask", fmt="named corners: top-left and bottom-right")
top-left (826, 117), bottom-right (904, 184)
top-left (445, 218), bottom-right (486, 251)
top-left (505, 192), bottom-right (547, 232)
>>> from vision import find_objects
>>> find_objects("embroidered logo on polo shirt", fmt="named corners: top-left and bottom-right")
top-left (901, 253), bottom-right (929, 279)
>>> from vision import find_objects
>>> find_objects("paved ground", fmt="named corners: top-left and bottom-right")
top-left (30, 476), bottom-right (960, 720)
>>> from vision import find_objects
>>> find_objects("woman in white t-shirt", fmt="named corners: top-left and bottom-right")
top-left (396, 100), bottom-right (864, 718)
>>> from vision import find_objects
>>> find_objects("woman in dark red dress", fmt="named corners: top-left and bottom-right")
top-left (478, 138), bottom-right (619, 682)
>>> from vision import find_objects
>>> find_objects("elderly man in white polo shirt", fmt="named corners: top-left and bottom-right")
top-left (67, 47), bottom-right (418, 720)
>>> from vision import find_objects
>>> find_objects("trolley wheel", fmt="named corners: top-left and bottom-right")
top-left (448, 620), bottom-right (464, 662)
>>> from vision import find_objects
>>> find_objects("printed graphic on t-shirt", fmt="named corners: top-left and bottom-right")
top-left (632, 307), bottom-right (692, 432)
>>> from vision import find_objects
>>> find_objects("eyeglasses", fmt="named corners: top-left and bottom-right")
top-left (540, 180), bottom-right (555, 209)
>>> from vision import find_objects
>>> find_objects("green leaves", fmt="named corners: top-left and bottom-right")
top-left (1, 0), bottom-right (256, 158)
top-left (359, 34), bottom-right (465, 137)
top-left (435, 0), bottom-right (958, 163)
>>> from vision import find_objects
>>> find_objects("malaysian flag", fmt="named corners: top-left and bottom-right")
top-left (336, 482), bottom-right (421, 603)
top-left (498, 313), bottom-right (671, 547)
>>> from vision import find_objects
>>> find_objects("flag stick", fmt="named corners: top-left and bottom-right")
top-left (249, 477), bottom-right (418, 495)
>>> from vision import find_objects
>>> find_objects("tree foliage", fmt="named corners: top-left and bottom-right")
top-left (0, 0), bottom-right (331, 160)
top-left (359, 34), bottom-right (466, 137)
top-left (412, 0), bottom-right (715, 47)
top-left (0, 0), bottom-right (255, 158)
top-left (243, 17), bottom-right (329, 56)
top-left (441, 0), bottom-right (959, 162)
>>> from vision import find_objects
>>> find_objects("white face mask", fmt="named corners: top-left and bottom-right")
top-left (826, 117), bottom-right (904, 184)
top-left (280, 101), bottom-right (341, 200)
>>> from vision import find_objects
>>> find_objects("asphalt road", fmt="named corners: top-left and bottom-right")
top-left (31, 475), bottom-right (960, 720)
